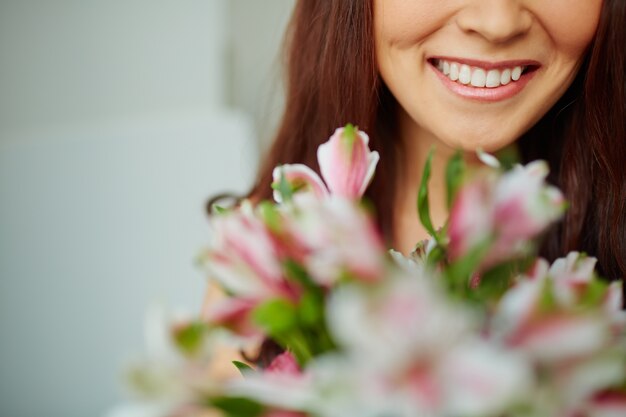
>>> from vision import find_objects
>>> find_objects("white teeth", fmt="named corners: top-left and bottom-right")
top-left (501, 69), bottom-right (512, 85)
top-left (459, 64), bottom-right (471, 85)
top-left (443, 61), bottom-right (450, 75)
top-left (485, 70), bottom-right (501, 88)
top-left (434, 59), bottom-right (529, 88)
top-left (449, 63), bottom-right (460, 81)
top-left (470, 68), bottom-right (486, 87)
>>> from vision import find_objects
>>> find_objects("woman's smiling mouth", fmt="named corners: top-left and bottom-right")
top-left (428, 57), bottom-right (541, 102)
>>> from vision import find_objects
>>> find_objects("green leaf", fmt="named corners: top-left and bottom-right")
top-left (580, 278), bottom-right (608, 308)
top-left (232, 360), bottom-right (255, 376)
top-left (495, 144), bottom-right (521, 171)
top-left (259, 201), bottom-right (282, 232)
top-left (538, 278), bottom-right (558, 314)
top-left (271, 167), bottom-right (293, 202)
top-left (425, 245), bottom-right (446, 267)
top-left (252, 298), bottom-right (298, 335)
top-left (473, 262), bottom-right (520, 302)
top-left (445, 151), bottom-right (465, 209)
top-left (172, 321), bottom-right (207, 356)
top-left (444, 239), bottom-right (492, 292)
top-left (417, 147), bottom-right (437, 239)
top-left (298, 292), bottom-right (323, 326)
top-left (210, 396), bottom-right (265, 417)
top-left (274, 332), bottom-right (313, 366)
top-left (283, 259), bottom-right (318, 290)
top-left (211, 204), bottom-right (228, 215)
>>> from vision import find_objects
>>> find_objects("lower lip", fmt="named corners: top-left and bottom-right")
top-left (429, 64), bottom-right (537, 103)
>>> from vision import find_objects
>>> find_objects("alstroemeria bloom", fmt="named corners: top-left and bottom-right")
top-left (284, 197), bottom-right (385, 286)
top-left (266, 351), bottom-right (301, 376)
top-left (495, 253), bottom-right (601, 329)
top-left (605, 281), bottom-right (626, 327)
top-left (326, 272), bottom-right (474, 372)
top-left (318, 125), bottom-right (379, 199)
top-left (227, 353), bottom-right (312, 414)
top-left (548, 251), bottom-right (598, 305)
top-left (494, 253), bottom-right (623, 364)
top-left (323, 274), bottom-right (531, 417)
top-left (202, 297), bottom-right (260, 338)
top-left (449, 161), bottom-right (565, 269)
top-left (272, 164), bottom-right (329, 203)
top-left (438, 340), bottom-right (532, 417)
top-left (490, 254), bottom-right (626, 413)
top-left (121, 306), bottom-right (227, 417)
top-left (201, 202), bottom-right (297, 301)
top-left (272, 125), bottom-right (379, 203)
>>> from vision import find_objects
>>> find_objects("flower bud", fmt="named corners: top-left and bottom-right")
top-left (317, 125), bottom-right (379, 199)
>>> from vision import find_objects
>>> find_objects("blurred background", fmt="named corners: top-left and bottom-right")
top-left (0, 1), bottom-right (294, 416)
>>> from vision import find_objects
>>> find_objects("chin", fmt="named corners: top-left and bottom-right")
top-left (438, 129), bottom-right (520, 154)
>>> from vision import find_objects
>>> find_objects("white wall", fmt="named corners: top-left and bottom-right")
top-left (0, 0), bottom-right (228, 140)
top-left (0, 111), bottom-right (256, 417)
top-left (0, 1), bottom-right (296, 416)
top-left (227, 0), bottom-right (295, 149)
top-left (0, 1), bottom-right (265, 417)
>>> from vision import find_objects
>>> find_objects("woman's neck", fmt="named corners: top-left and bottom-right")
top-left (392, 110), bottom-right (479, 254)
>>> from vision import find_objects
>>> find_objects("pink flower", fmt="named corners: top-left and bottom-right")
top-left (226, 351), bottom-right (311, 413)
top-left (493, 161), bottom-right (564, 240)
top-left (202, 297), bottom-right (260, 338)
top-left (498, 253), bottom-right (600, 315)
top-left (548, 251), bottom-right (598, 305)
top-left (326, 275), bottom-right (473, 372)
top-left (605, 282), bottom-right (624, 313)
top-left (448, 161), bottom-right (565, 269)
top-left (317, 125), bottom-right (379, 199)
top-left (271, 125), bottom-right (379, 203)
top-left (439, 340), bottom-right (532, 417)
top-left (494, 254), bottom-right (619, 366)
top-left (285, 198), bottom-right (385, 285)
top-left (448, 177), bottom-right (493, 261)
top-left (272, 164), bottom-right (329, 203)
top-left (266, 351), bottom-right (301, 376)
top-left (202, 203), bottom-right (297, 301)
top-left (506, 314), bottom-right (611, 362)
top-left (604, 281), bottom-right (626, 329)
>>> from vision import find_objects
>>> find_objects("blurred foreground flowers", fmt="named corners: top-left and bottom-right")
top-left (123, 125), bottom-right (625, 417)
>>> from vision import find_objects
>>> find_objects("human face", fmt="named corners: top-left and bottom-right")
top-left (374, 0), bottom-right (603, 152)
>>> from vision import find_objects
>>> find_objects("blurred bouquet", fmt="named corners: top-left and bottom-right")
top-left (125, 125), bottom-right (626, 417)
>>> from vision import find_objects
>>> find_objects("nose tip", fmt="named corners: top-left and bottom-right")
top-left (456, 1), bottom-right (533, 44)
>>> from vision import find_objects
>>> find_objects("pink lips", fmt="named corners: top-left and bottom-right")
top-left (429, 58), bottom-right (540, 103)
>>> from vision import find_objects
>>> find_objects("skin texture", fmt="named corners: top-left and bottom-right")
top-left (375, 0), bottom-right (602, 152)
top-left (373, 0), bottom-right (603, 253)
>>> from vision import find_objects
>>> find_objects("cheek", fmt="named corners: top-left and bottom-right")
top-left (374, 0), bottom-right (454, 48)
top-left (532, 1), bottom-right (602, 58)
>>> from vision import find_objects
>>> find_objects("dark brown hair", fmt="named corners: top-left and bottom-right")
top-left (250, 1), bottom-right (626, 283)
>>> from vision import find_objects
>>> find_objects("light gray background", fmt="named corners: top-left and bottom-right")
top-left (0, 1), bottom-right (294, 416)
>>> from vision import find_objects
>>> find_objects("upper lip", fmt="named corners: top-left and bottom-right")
top-left (429, 56), bottom-right (541, 70)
